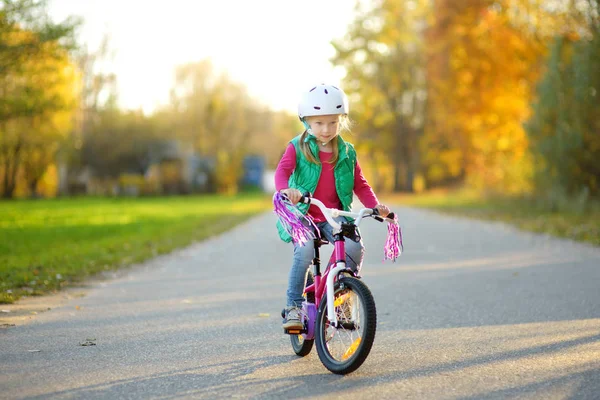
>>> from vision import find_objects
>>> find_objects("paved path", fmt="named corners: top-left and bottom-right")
top-left (1, 206), bottom-right (600, 399)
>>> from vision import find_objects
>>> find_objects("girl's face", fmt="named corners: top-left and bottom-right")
top-left (305, 114), bottom-right (340, 144)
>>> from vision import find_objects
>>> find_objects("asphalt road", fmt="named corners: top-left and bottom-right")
top-left (1, 206), bottom-right (600, 399)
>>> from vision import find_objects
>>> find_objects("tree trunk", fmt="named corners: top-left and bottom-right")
top-left (405, 166), bottom-right (415, 193)
top-left (57, 161), bottom-right (69, 196)
top-left (393, 157), bottom-right (403, 192)
top-left (3, 141), bottom-right (23, 199)
top-left (2, 160), bottom-right (16, 198)
top-left (403, 126), bottom-right (415, 193)
top-left (2, 157), bottom-right (9, 198)
top-left (28, 178), bottom-right (39, 198)
top-left (3, 154), bottom-right (16, 199)
top-left (393, 119), bottom-right (409, 193)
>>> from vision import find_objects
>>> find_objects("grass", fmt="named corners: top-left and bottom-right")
top-left (383, 189), bottom-right (600, 247)
top-left (4, 189), bottom-right (597, 304)
top-left (0, 193), bottom-right (272, 304)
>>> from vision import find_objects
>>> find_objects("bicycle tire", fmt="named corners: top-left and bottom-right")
top-left (315, 277), bottom-right (377, 374)
top-left (288, 275), bottom-right (316, 357)
top-left (290, 334), bottom-right (314, 356)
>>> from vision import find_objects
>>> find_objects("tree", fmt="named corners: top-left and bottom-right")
top-left (332, 0), bottom-right (428, 192)
top-left (169, 60), bottom-right (278, 193)
top-left (423, 0), bottom-right (547, 193)
top-left (0, 1), bottom-right (79, 197)
top-left (58, 34), bottom-right (117, 195)
top-left (526, 1), bottom-right (600, 200)
top-left (19, 54), bottom-right (78, 196)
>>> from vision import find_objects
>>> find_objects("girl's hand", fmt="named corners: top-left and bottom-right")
top-left (280, 188), bottom-right (302, 204)
top-left (375, 204), bottom-right (390, 218)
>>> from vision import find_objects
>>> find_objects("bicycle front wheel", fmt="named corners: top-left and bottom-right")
top-left (315, 277), bottom-right (377, 374)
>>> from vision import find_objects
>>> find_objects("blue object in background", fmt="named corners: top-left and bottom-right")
top-left (242, 155), bottom-right (265, 189)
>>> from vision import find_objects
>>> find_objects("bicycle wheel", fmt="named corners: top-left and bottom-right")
top-left (290, 333), bottom-right (314, 356)
top-left (289, 277), bottom-right (316, 357)
top-left (315, 277), bottom-right (377, 374)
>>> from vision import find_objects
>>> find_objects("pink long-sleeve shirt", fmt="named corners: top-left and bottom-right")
top-left (275, 143), bottom-right (379, 222)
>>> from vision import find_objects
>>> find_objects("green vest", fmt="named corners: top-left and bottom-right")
top-left (276, 133), bottom-right (357, 243)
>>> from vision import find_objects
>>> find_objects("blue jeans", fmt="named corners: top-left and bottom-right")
top-left (286, 217), bottom-right (364, 308)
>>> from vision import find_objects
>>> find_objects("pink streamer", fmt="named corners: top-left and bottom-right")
top-left (384, 215), bottom-right (403, 262)
top-left (273, 192), bottom-right (317, 246)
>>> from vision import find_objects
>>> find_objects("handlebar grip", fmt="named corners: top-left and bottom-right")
top-left (372, 208), bottom-right (383, 222)
top-left (299, 192), bottom-right (312, 204)
top-left (373, 209), bottom-right (396, 222)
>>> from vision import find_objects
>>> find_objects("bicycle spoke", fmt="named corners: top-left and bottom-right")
top-left (323, 288), bottom-right (365, 361)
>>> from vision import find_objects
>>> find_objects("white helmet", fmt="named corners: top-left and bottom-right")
top-left (298, 84), bottom-right (349, 119)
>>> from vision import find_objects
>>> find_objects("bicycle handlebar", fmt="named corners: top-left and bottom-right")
top-left (274, 191), bottom-right (403, 260)
top-left (298, 193), bottom-right (396, 231)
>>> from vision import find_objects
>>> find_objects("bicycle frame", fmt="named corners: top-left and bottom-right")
top-left (299, 197), bottom-right (377, 336)
top-left (302, 234), bottom-right (346, 338)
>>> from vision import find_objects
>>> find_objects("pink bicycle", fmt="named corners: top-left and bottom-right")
top-left (274, 193), bottom-right (402, 374)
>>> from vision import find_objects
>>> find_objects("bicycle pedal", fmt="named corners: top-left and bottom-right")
top-left (284, 328), bottom-right (303, 335)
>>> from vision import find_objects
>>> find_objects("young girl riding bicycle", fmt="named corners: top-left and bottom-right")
top-left (275, 83), bottom-right (390, 331)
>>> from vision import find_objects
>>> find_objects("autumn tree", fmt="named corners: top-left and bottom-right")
top-left (80, 109), bottom-right (164, 179)
top-left (332, 0), bottom-right (428, 192)
top-left (57, 34), bottom-right (119, 195)
top-left (0, 0), bottom-right (80, 198)
top-left (18, 53), bottom-right (78, 197)
top-left (424, 0), bottom-right (548, 194)
top-left (169, 60), bottom-right (291, 193)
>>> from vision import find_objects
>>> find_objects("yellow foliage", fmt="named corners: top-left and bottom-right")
top-left (215, 150), bottom-right (241, 195)
top-left (0, 24), bottom-right (79, 198)
top-left (37, 164), bottom-right (59, 198)
top-left (424, 1), bottom-right (546, 193)
top-left (413, 174), bottom-right (426, 193)
top-left (117, 174), bottom-right (147, 196)
top-left (118, 174), bottom-right (146, 187)
top-left (355, 146), bottom-right (395, 194)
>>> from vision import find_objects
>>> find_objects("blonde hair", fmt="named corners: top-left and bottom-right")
top-left (299, 115), bottom-right (352, 165)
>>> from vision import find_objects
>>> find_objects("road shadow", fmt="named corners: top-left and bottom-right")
top-left (19, 333), bottom-right (600, 399)
top-left (21, 354), bottom-right (345, 400)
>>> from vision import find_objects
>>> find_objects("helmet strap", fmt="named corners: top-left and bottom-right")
top-left (301, 118), bottom-right (338, 146)
top-left (301, 119), bottom-right (314, 136)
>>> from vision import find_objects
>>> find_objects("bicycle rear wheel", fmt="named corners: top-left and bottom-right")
top-left (315, 277), bottom-right (377, 374)
top-left (290, 334), bottom-right (314, 356)
top-left (288, 276), bottom-right (317, 357)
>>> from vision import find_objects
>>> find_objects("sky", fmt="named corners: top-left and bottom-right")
top-left (47, 0), bottom-right (360, 114)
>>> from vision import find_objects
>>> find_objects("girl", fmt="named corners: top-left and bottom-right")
top-left (275, 83), bottom-right (390, 331)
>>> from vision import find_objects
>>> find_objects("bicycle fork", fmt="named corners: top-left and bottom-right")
top-left (326, 262), bottom-right (347, 327)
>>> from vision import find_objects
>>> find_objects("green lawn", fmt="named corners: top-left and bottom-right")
top-left (0, 193), bottom-right (272, 303)
top-left (384, 190), bottom-right (600, 247)
top-left (4, 190), bottom-right (597, 304)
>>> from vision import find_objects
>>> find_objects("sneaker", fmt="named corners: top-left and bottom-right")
top-left (282, 306), bottom-right (303, 330)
